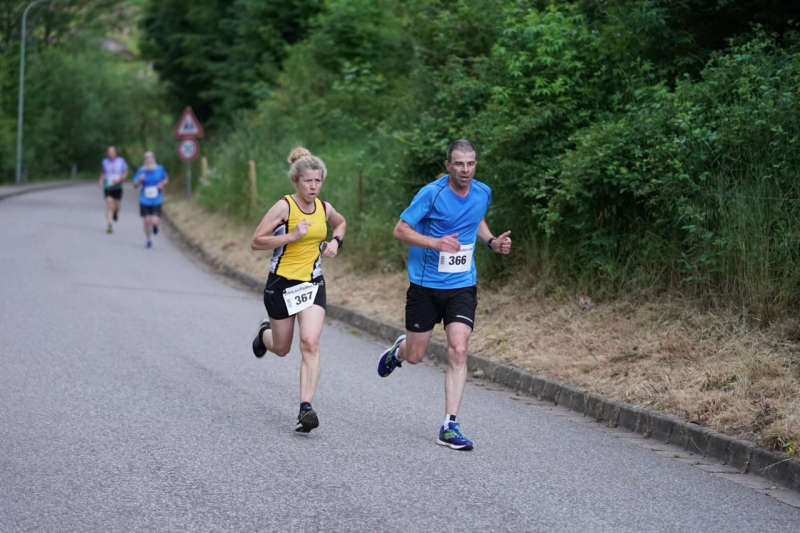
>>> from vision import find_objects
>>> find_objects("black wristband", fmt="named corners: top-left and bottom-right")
top-left (334, 236), bottom-right (343, 250)
top-left (487, 237), bottom-right (495, 249)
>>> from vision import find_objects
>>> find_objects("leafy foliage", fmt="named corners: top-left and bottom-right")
top-left (0, 0), bottom-right (121, 54)
top-left (0, 1), bottom-right (171, 181)
top-left (538, 32), bottom-right (800, 316)
top-left (139, 0), bottom-right (322, 125)
top-left (170, 0), bottom-right (800, 319)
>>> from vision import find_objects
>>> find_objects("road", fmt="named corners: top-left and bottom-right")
top-left (1, 183), bottom-right (799, 532)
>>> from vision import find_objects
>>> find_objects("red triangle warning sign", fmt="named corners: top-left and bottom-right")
top-left (173, 107), bottom-right (204, 138)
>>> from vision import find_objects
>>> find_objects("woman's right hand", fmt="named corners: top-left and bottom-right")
top-left (291, 218), bottom-right (311, 240)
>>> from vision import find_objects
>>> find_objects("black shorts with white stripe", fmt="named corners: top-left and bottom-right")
top-left (404, 283), bottom-right (477, 332)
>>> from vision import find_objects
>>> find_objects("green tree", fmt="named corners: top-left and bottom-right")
top-left (0, 1), bottom-right (171, 181)
top-left (140, 0), bottom-right (321, 125)
top-left (17, 37), bottom-right (166, 176)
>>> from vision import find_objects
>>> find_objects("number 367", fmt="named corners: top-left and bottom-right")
top-left (294, 292), bottom-right (312, 304)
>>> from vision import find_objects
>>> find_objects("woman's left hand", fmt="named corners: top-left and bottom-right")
top-left (321, 238), bottom-right (339, 258)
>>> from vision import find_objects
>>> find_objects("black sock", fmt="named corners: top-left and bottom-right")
top-left (300, 402), bottom-right (312, 412)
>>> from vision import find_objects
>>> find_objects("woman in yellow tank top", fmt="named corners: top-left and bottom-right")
top-left (249, 146), bottom-right (347, 433)
top-left (270, 193), bottom-right (328, 281)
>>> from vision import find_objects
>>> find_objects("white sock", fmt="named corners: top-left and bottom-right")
top-left (394, 339), bottom-right (404, 361)
top-left (444, 414), bottom-right (456, 428)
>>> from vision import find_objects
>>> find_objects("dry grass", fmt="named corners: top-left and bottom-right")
top-left (166, 197), bottom-right (800, 456)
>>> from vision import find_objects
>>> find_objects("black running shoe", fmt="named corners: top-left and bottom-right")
top-left (295, 407), bottom-right (319, 433)
top-left (251, 319), bottom-right (270, 358)
top-left (378, 334), bottom-right (405, 377)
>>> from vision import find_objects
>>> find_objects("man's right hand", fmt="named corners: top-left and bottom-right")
top-left (433, 233), bottom-right (461, 252)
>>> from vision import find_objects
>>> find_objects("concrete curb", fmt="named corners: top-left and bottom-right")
top-left (0, 180), bottom-right (89, 202)
top-left (162, 209), bottom-right (800, 493)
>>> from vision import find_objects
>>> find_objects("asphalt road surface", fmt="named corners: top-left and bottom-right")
top-left (2, 184), bottom-right (799, 532)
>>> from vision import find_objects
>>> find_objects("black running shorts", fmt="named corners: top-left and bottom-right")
top-left (103, 187), bottom-right (122, 200)
top-left (139, 204), bottom-right (162, 217)
top-left (405, 283), bottom-right (477, 332)
top-left (263, 272), bottom-right (327, 320)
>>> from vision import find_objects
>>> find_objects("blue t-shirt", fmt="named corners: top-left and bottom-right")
top-left (134, 165), bottom-right (168, 206)
top-left (400, 175), bottom-right (492, 289)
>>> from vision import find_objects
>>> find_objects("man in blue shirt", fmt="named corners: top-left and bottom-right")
top-left (377, 139), bottom-right (512, 450)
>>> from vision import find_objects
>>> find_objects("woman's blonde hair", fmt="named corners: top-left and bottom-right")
top-left (287, 146), bottom-right (327, 182)
top-left (143, 151), bottom-right (157, 171)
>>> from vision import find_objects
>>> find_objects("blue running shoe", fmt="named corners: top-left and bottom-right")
top-left (377, 334), bottom-right (405, 377)
top-left (146, 240), bottom-right (152, 248)
top-left (437, 422), bottom-right (474, 450)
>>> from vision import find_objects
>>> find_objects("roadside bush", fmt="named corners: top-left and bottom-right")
top-left (540, 33), bottom-right (800, 316)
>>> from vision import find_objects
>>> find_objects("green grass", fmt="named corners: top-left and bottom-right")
top-left (196, 118), bottom-right (411, 272)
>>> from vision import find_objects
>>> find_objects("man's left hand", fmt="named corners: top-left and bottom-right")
top-left (491, 230), bottom-right (512, 254)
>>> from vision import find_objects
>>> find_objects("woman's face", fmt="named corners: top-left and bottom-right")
top-left (294, 168), bottom-right (323, 201)
top-left (144, 154), bottom-right (155, 166)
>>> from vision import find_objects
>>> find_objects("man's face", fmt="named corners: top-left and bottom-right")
top-left (107, 147), bottom-right (117, 159)
top-left (445, 150), bottom-right (477, 191)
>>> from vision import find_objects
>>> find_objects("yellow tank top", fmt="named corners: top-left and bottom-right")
top-left (270, 195), bottom-right (327, 281)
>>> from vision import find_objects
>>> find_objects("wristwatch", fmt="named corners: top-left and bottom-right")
top-left (334, 236), bottom-right (343, 250)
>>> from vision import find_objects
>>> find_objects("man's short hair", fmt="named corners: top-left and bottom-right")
top-left (446, 139), bottom-right (477, 162)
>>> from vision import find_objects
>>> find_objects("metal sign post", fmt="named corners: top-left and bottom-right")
top-left (174, 108), bottom-right (202, 201)
top-left (186, 161), bottom-right (192, 200)
top-left (177, 137), bottom-right (198, 200)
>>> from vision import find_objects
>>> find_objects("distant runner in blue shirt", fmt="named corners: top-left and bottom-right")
top-left (132, 151), bottom-right (168, 249)
top-left (376, 139), bottom-right (512, 451)
top-left (98, 146), bottom-right (128, 234)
